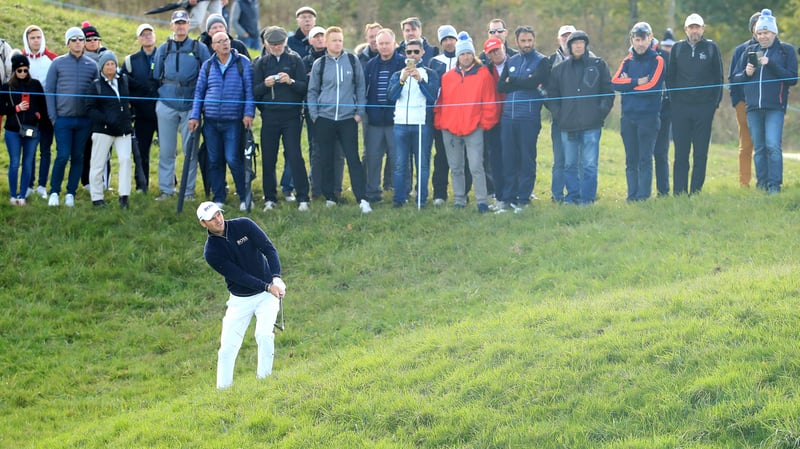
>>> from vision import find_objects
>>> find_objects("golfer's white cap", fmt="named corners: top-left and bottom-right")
top-left (197, 201), bottom-right (222, 221)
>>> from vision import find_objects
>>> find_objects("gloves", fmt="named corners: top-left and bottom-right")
top-left (272, 277), bottom-right (286, 296)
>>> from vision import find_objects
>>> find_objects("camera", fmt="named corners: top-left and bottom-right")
top-left (271, 74), bottom-right (281, 82)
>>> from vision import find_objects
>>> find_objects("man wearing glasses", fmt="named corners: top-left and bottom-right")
top-left (44, 27), bottom-right (98, 207)
top-left (189, 30), bottom-right (254, 211)
top-left (479, 19), bottom-right (518, 61)
top-left (387, 39), bottom-right (440, 208)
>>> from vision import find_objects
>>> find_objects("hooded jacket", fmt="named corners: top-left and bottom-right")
top-left (21, 26), bottom-right (58, 85)
top-left (191, 49), bottom-right (255, 121)
top-left (728, 38), bottom-right (757, 106)
top-left (612, 47), bottom-right (665, 116)
top-left (548, 53), bottom-right (614, 132)
top-left (307, 50), bottom-right (366, 121)
top-left (733, 38), bottom-right (798, 112)
top-left (435, 63), bottom-right (499, 135)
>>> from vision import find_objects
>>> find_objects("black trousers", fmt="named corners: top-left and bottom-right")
top-left (261, 113), bottom-right (310, 203)
top-left (315, 117), bottom-right (366, 202)
top-left (672, 101), bottom-right (716, 195)
top-left (134, 117), bottom-right (158, 191)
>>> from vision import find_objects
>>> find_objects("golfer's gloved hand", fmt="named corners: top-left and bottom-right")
top-left (272, 277), bottom-right (286, 296)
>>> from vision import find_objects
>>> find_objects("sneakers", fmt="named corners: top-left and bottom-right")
top-left (239, 202), bottom-right (247, 211)
top-left (36, 186), bottom-right (47, 199)
top-left (155, 193), bottom-right (172, 201)
top-left (48, 193), bottom-right (59, 206)
top-left (9, 197), bottom-right (17, 205)
top-left (93, 199), bottom-right (108, 207)
top-left (184, 194), bottom-right (195, 202)
top-left (433, 198), bottom-right (445, 206)
top-left (263, 200), bottom-right (276, 211)
top-left (119, 196), bottom-right (129, 209)
top-left (530, 193), bottom-right (540, 200)
top-left (65, 194), bottom-right (75, 207)
top-left (17, 198), bottom-right (26, 206)
top-left (284, 193), bottom-right (296, 202)
top-left (25, 187), bottom-right (34, 198)
top-left (325, 200), bottom-right (337, 208)
top-left (477, 203), bottom-right (489, 214)
top-left (298, 201), bottom-right (309, 212)
top-left (359, 199), bottom-right (372, 213)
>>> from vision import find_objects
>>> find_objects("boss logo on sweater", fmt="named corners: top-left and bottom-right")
top-left (237, 236), bottom-right (249, 246)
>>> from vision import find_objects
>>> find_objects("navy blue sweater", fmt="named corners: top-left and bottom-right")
top-left (203, 218), bottom-right (281, 297)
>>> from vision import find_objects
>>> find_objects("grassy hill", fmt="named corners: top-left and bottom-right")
top-left (2, 2), bottom-right (800, 448)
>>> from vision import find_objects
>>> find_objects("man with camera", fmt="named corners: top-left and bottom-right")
top-left (386, 38), bottom-right (440, 208)
top-left (253, 26), bottom-right (310, 212)
top-left (731, 9), bottom-right (797, 195)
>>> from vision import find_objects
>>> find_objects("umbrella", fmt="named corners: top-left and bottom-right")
top-left (144, 0), bottom-right (209, 15)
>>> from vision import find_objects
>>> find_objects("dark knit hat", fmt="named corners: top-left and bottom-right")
top-left (749, 12), bottom-right (762, 33)
top-left (11, 53), bottom-right (30, 72)
top-left (82, 21), bottom-right (101, 39)
top-left (566, 30), bottom-right (589, 54)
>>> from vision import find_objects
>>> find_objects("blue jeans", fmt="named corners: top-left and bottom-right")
top-left (747, 109), bottom-right (784, 192)
top-left (561, 128), bottom-right (601, 205)
top-left (203, 118), bottom-right (246, 203)
top-left (5, 130), bottom-right (38, 199)
top-left (500, 119), bottom-right (541, 205)
top-left (551, 120), bottom-right (565, 202)
top-left (51, 116), bottom-right (91, 195)
top-left (621, 114), bottom-right (660, 201)
top-left (393, 124), bottom-right (432, 205)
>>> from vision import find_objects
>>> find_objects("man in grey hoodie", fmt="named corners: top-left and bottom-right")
top-left (307, 26), bottom-right (372, 213)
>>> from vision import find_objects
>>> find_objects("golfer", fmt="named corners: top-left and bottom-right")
top-left (196, 201), bottom-right (286, 389)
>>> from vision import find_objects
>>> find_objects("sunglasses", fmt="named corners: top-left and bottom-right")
top-left (488, 29), bottom-right (506, 34)
top-left (69, 37), bottom-right (85, 42)
top-left (86, 37), bottom-right (101, 42)
top-left (16, 68), bottom-right (28, 74)
top-left (405, 49), bottom-right (421, 55)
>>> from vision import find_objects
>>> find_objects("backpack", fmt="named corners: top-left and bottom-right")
top-left (158, 38), bottom-right (202, 83)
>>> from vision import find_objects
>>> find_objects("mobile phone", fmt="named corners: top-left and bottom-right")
top-left (747, 51), bottom-right (759, 67)
top-left (405, 58), bottom-right (415, 68)
top-left (21, 93), bottom-right (30, 103)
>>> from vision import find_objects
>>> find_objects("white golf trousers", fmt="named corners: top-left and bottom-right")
top-left (217, 291), bottom-right (280, 389)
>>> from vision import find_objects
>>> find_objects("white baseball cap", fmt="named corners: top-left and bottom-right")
top-left (685, 13), bottom-right (704, 27)
top-left (197, 201), bottom-right (223, 221)
top-left (308, 26), bottom-right (326, 38)
top-left (136, 23), bottom-right (154, 36)
top-left (557, 25), bottom-right (576, 37)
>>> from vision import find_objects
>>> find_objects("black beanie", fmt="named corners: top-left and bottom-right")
top-left (11, 53), bottom-right (30, 72)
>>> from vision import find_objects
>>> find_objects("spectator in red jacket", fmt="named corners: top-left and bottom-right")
top-left (434, 32), bottom-right (498, 213)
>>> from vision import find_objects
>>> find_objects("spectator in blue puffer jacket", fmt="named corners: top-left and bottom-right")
top-left (190, 31), bottom-right (255, 210)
